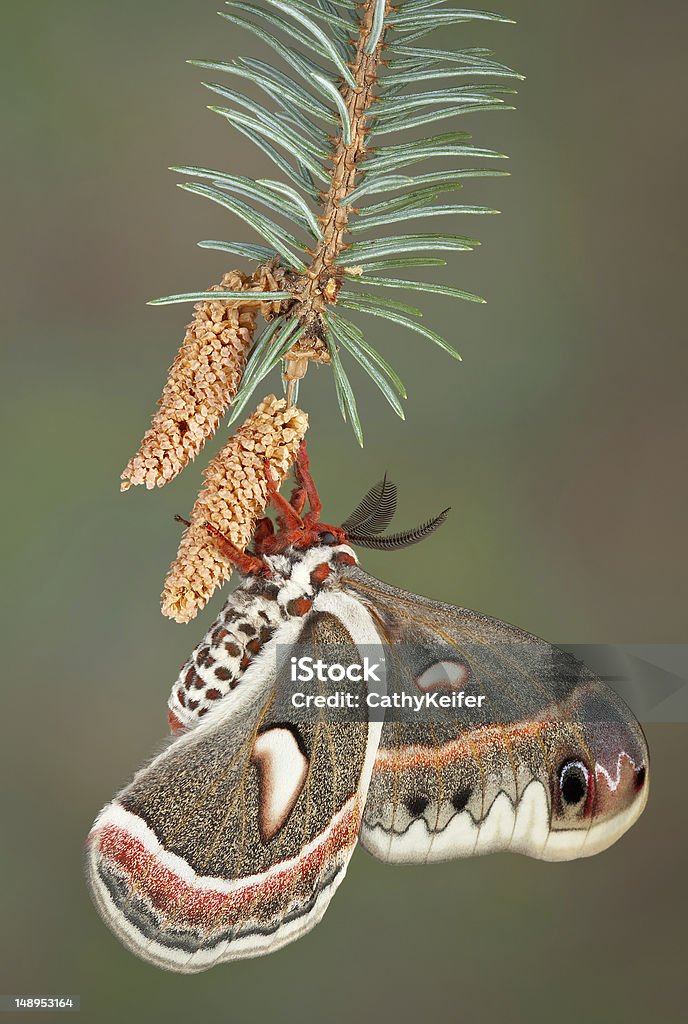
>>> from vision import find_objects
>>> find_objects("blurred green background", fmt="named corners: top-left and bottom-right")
top-left (2, 0), bottom-right (687, 1020)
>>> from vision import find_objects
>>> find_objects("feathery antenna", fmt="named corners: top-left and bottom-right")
top-left (347, 507), bottom-right (450, 550)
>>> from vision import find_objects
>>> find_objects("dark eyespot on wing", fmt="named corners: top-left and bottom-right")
top-left (451, 787), bottom-right (472, 813)
top-left (559, 760), bottom-right (588, 805)
top-left (406, 795), bottom-right (429, 817)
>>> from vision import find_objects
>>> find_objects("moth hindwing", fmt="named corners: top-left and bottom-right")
top-left (86, 547), bottom-right (384, 972)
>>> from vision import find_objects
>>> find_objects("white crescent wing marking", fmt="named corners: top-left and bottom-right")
top-left (251, 729), bottom-right (309, 843)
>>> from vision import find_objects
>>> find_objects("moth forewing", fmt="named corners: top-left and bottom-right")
top-left (338, 566), bottom-right (649, 866)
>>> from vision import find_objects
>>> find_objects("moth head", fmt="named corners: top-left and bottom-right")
top-left (316, 529), bottom-right (337, 545)
top-left (312, 525), bottom-right (350, 548)
top-left (271, 522), bottom-right (352, 559)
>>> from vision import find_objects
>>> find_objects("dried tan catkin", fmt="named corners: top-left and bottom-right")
top-left (121, 270), bottom-right (269, 491)
top-left (161, 395), bottom-right (308, 623)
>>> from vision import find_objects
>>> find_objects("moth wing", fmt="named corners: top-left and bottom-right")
top-left (342, 568), bottom-right (649, 864)
top-left (86, 608), bottom-right (380, 973)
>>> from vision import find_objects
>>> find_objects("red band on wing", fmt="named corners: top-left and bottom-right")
top-left (374, 722), bottom-right (549, 772)
top-left (90, 800), bottom-right (360, 931)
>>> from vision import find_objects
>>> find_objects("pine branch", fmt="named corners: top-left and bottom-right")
top-left (144, 0), bottom-right (519, 446)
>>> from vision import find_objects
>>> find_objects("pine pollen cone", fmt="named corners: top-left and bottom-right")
top-left (161, 395), bottom-right (309, 624)
top-left (121, 268), bottom-right (285, 492)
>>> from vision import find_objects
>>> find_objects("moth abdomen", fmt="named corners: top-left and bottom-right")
top-left (167, 543), bottom-right (357, 734)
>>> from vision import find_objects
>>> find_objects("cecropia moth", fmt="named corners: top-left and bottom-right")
top-left (86, 446), bottom-right (649, 972)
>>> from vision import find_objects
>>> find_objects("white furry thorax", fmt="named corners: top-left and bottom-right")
top-left (261, 542), bottom-right (355, 595)
top-left (167, 543), bottom-right (358, 733)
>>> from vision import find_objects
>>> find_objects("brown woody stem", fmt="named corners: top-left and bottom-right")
top-left (281, 0), bottom-right (390, 378)
top-left (215, 3), bottom-right (390, 389)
